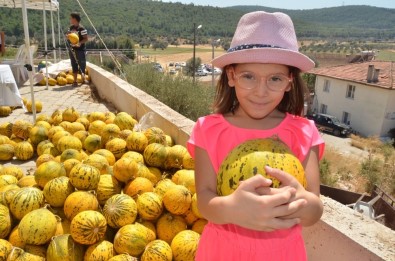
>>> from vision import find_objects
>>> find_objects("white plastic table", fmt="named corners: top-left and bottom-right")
top-left (0, 64), bottom-right (24, 107)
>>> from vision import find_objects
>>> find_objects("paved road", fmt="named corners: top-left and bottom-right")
top-left (321, 132), bottom-right (369, 159)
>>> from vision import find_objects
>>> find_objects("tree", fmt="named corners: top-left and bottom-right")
top-left (185, 57), bottom-right (202, 76)
top-left (152, 40), bottom-right (168, 50)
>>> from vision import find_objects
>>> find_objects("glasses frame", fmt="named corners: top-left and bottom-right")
top-left (232, 70), bottom-right (293, 92)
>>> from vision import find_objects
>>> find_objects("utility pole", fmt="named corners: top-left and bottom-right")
top-left (212, 39), bottom-right (220, 88)
top-left (192, 23), bottom-right (202, 83)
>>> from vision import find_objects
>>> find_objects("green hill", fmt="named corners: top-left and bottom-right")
top-left (0, 1), bottom-right (394, 47)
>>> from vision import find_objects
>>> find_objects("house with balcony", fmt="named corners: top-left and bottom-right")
top-left (310, 61), bottom-right (395, 137)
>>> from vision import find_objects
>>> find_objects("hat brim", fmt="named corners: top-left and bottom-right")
top-left (212, 48), bottom-right (315, 72)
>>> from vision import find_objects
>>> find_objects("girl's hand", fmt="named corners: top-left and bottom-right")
top-left (227, 174), bottom-right (306, 231)
top-left (263, 166), bottom-right (323, 226)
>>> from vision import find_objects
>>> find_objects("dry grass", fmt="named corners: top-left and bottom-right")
top-left (322, 135), bottom-right (395, 197)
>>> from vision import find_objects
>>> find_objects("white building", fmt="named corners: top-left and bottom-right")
top-left (310, 61), bottom-right (395, 137)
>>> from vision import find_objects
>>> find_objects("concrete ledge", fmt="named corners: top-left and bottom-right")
top-left (87, 63), bottom-right (395, 260)
top-left (87, 62), bottom-right (195, 146)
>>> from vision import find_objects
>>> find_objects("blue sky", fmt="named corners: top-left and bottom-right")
top-left (161, 0), bottom-right (395, 9)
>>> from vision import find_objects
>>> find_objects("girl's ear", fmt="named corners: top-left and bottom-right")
top-left (285, 83), bottom-right (292, 92)
top-left (226, 66), bottom-right (236, 87)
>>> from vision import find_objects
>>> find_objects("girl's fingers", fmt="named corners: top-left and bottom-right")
top-left (270, 199), bottom-right (307, 217)
top-left (238, 174), bottom-right (272, 191)
top-left (255, 186), bottom-right (295, 196)
top-left (258, 188), bottom-right (295, 207)
top-left (267, 217), bottom-right (301, 230)
top-left (264, 166), bottom-right (299, 187)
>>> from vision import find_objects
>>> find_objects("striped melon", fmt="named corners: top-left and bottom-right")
top-left (217, 138), bottom-right (307, 196)
top-left (9, 187), bottom-right (44, 220)
top-left (165, 135), bottom-right (174, 147)
top-left (57, 136), bottom-right (82, 152)
top-left (191, 193), bottom-right (203, 219)
top-left (163, 185), bottom-right (191, 215)
top-left (43, 176), bottom-right (74, 207)
top-left (164, 145), bottom-right (187, 169)
top-left (113, 112), bottom-right (137, 131)
top-left (36, 140), bottom-right (54, 156)
top-left (96, 174), bottom-right (122, 205)
top-left (46, 234), bottom-right (85, 261)
top-left (24, 244), bottom-right (47, 258)
top-left (123, 177), bottom-right (153, 199)
top-left (103, 194), bottom-right (137, 228)
top-left (143, 143), bottom-right (168, 168)
top-left (0, 184), bottom-right (19, 206)
top-left (34, 161), bottom-right (66, 189)
top-left (147, 167), bottom-right (163, 185)
top-left (47, 126), bottom-right (64, 140)
top-left (18, 207), bottom-right (58, 245)
top-left (51, 131), bottom-right (71, 146)
top-left (8, 226), bottom-right (25, 248)
top-left (101, 124), bottom-right (121, 144)
top-left (105, 138), bottom-right (127, 159)
top-left (14, 141), bottom-right (34, 161)
top-left (141, 240), bottom-right (172, 261)
top-left (70, 210), bottom-right (107, 245)
top-left (154, 179), bottom-right (176, 199)
top-left (88, 120), bottom-right (106, 135)
top-left (140, 220), bottom-right (156, 242)
top-left (60, 149), bottom-right (81, 162)
top-left (88, 112), bottom-right (106, 123)
top-left (69, 163), bottom-right (100, 190)
top-left (64, 190), bottom-right (99, 220)
top-left (0, 204), bottom-right (12, 239)
top-left (108, 254), bottom-right (137, 261)
top-left (0, 239), bottom-right (12, 260)
top-left (113, 223), bottom-right (151, 256)
top-left (0, 144), bottom-right (14, 161)
top-left (126, 132), bottom-right (148, 152)
top-left (93, 149), bottom-right (116, 166)
top-left (171, 230), bottom-right (200, 261)
top-left (113, 157), bottom-right (139, 183)
top-left (36, 154), bottom-right (55, 167)
top-left (144, 127), bottom-right (166, 145)
top-left (0, 122), bottom-right (13, 138)
top-left (192, 219), bottom-right (208, 234)
top-left (29, 126), bottom-right (48, 147)
top-left (12, 120), bottom-right (33, 140)
top-left (0, 175), bottom-right (18, 188)
top-left (84, 240), bottom-right (114, 261)
top-left (73, 130), bottom-right (89, 145)
top-left (76, 117), bottom-right (90, 130)
top-left (119, 129), bottom-right (133, 140)
top-left (62, 107), bottom-right (80, 122)
top-left (172, 169), bottom-right (195, 194)
top-left (63, 158), bottom-right (80, 176)
top-left (17, 176), bottom-right (36, 187)
top-left (84, 154), bottom-right (109, 174)
top-left (6, 247), bottom-right (44, 261)
top-left (156, 213), bottom-right (187, 244)
top-left (121, 151), bottom-right (144, 164)
top-left (183, 209), bottom-right (199, 226)
top-left (136, 192), bottom-right (163, 221)
top-left (0, 165), bottom-right (24, 180)
top-left (104, 112), bottom-right (116, 124)
top-left (83, 134), bottom-right (102, 153)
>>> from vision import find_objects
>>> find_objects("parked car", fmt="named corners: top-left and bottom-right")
top-left (196, 70), bottom-right (208, 76)
top-left (175, 65), bottom-right (182, 71)
top-left (169, 69), bottom-right (177, 75)
top-left (169, 62), bottom-right (174, 67)
top-left (307, 113), bottom-right (352, 137)
top-left (153, 63), bottom-right (164, 73)
top-left (213, 68), bottom-right (222, 75)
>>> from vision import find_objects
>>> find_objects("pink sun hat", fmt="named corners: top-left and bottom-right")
top-left (212, 11), bottom-right (315, 72)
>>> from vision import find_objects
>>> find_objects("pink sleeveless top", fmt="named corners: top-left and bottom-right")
top-left (187, 113), bottom-right (325, 261)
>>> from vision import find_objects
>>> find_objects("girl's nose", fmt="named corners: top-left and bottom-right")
top-left (254, 78), bottom-right (269, 97)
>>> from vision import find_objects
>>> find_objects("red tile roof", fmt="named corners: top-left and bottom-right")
top-left (309, 61), bottom-right (395, 89)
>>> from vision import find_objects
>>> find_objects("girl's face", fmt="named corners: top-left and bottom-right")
top-left (226, 63), bottom-right (292, 120)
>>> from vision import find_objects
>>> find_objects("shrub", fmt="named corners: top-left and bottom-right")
top-left (319, 158), bottom-right (337, 186)
top-left (359, 157), bottom-right (382, 192)
top-left (124, 63), bottom-right (213, 121)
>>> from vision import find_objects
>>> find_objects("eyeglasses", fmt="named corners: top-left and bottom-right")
top-left (233, 71), bottom-right (293, 92)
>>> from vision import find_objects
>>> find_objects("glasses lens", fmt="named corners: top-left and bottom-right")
top-left (237, 72), bottom-right (257, 89)
top-left (267, 74), bottom-right (290, 91)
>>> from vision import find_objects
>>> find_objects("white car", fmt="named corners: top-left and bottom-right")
top-left (196, 70), bottom-right (208, 76)
top-left (213, 68), bottom-right (222, 75)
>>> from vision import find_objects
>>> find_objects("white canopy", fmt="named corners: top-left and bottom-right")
top-left (1, 0), bottom-right (61, 121)
top-left (0, 0), bottom-right (59, 11)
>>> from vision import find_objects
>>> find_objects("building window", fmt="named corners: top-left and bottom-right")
top-left (323, 79), bottom-right (330, 92)
top-left (342, 111), bottom-right (351, 125)
top-left (346, 85), bottom-right (356, 99)
top-left (320, 104), bottom-right (328, 114)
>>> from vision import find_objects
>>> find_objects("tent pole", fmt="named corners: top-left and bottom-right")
top-left (21, 0), bottom-right (36, 122)
top-left (43, 1), bottom-right (49, 90)
top-left (50, 3), bottom-right (57, 63)
top-left (57, 7), bottom-right (61, 60)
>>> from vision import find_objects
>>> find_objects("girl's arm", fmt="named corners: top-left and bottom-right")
top-left (267, 146), bottom-right (323, 226)
top-left (195, 146), bottom-right (307, 231)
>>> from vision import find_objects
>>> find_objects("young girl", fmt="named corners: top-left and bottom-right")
top-left (187, 11), bottom-right (325, 260)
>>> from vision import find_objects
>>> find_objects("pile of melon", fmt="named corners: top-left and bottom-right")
top-left (37, 69), bottom-right (90, 86)
top-left (0, 108), bottom-right (204, 261)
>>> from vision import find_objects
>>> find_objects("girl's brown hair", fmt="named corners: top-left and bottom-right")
top-left (213, 65), bottom-right (307, 116)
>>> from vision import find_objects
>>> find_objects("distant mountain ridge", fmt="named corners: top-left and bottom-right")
top-left (1, 1), bottom-right (394, 45)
